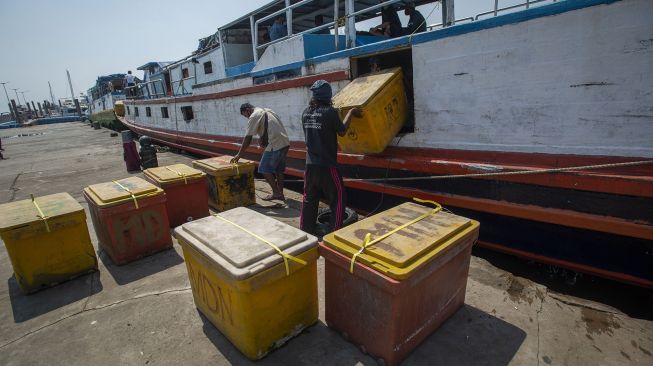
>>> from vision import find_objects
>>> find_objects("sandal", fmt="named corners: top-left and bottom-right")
top-left (262, 194), bottom-right (285, 201)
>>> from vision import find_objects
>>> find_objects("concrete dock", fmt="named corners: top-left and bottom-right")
top-left (0, 122), bottom-right (651, 366)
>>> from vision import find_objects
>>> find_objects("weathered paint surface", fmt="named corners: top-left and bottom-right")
top-left (407, 0), bottom-right (653, 157)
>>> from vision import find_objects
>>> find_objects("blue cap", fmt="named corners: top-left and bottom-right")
top-left (310, 79), bottom-right (332, 101)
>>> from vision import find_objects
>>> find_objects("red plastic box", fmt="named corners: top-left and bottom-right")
top-left (320, 202), bottom-right (480, 366)
top-left (144, 164), bottom-right (209, 227)
top-left (83, 177), bottom-right (173, 265)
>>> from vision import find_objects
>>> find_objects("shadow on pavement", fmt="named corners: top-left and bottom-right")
top-left (99, 247), bottom-right (184, 285)
top-left (9, 271), bottom-right (102, 323)
top-left (199, 313), bottom-right (377, 365)
top-left (198, 304), bottom-right (524, 365)
top-left (405, 304), bottom-right (526, 365)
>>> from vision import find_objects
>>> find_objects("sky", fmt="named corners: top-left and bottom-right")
top-left (0, 0), bottom-right (532, 115)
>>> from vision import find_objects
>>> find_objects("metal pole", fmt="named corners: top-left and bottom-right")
top-left (11, 88), bottom-right (20, 106)
top-left (217, 28), bottom-right (228, 74)
top-left (334, 0), bottom-right (339, 50)
top-left (48, 81), bottom-right (56, 106)
top-left (345, 0), bottom-right (356, 48)
top-left (251, 15), bottom-right (258, 62)
top-left (443, 0), bottom-right (455, 27)
top-left (19, 91), bottom-right (28, 106)
top-left (494, 0), bottom-right (499, 16)
top-left (11, 99), bottom-right (21, 123)
top-left (0, 82), bottom-right (10, 106)
top-left (285, 0), bottom-right (292, 36)
top-left (66, 69), bottom-right (76, 101)
top-left (526, 0), bottom-right (530, 9)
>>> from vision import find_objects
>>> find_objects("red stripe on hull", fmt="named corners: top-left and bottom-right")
top-left (118, 116), bottom-right (653, 198)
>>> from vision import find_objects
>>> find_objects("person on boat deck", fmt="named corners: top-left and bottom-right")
top-left (402, 1), bottom-right (427, 35)
top-left (369, 56), bottom-right (382, 73)
top-left (314, 15), bottom-right (330, 34)
top-left (124, 71), bottom-right (136, 97)
top-left (269, 16), bottom-right (288, 41)
top-left (369, 1), bottom-right (402, 38)
top-left (300, 80), bottom-right (362, 235)
top-left (232, 103), bottom-right (290, 201)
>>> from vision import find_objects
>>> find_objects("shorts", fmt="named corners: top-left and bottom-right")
top-left (258, 146), bottom-right (289, 174)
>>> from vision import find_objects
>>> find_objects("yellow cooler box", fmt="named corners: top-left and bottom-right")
top-left (0, 193), bottom-right (98, 293)
top-left (175, 207), bottom-right (319, 359)
top-left (192, 156), bottom-right (255, 211)
top-left (114, 101), bottom-right (125, 117)
top-left (332, 67), bottom-right (407, 154)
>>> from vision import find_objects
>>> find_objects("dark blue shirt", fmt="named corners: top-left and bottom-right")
top-left (302, 105), bottom-right (344, 166)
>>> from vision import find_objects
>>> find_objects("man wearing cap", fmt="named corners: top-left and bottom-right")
top-left (232, 103), bottom-right (290, 201)
top-left (300, 80), bottom-right (362, 235)
top-left (403, 1), bottom-right (427, 35)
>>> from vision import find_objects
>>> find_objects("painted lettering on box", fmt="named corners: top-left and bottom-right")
top-left (187, 261), bottom-right (233, 325)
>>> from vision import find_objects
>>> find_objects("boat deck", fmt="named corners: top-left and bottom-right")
top-left (0, 122), bottom-right (651, 365)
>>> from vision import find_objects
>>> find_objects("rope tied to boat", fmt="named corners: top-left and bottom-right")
top-left (30, 194), bottom-right (51, 233)
top-left (112, 180), bottom-right (140, 209)
top-left (165, 166), bottom-right (188, 184)
top-left (349, 197), bottom-right (442, 273)
top-left (213, 214), bottom-right (307, 276)
top-left (342, 159), bottom-right (653, 183)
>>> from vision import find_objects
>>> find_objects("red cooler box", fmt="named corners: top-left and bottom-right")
top-left (83, 177), bottom-right (173, 265)
top-left (321, 201), bottom-right (480, 366)
top-left (144, 164), bottom-right (209, 227)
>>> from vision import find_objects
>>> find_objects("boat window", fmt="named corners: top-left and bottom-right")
top-left (252, 67), bottom-right (302, 85)
top-left (145, 107), bottom-right (151, 117)
top-left (182, 68), bottom-right (189, 78)
top-left (181, 106), bottom-right (194, 121)
top-left (203, 62), bottom-right (213, 74)
top-left (134, 107), bottom-right (139, 117)
top-left (161, 107), bottom-right (169, 119)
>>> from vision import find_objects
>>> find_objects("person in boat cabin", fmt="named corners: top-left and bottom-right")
top-left (369, 56), bottom-right (382, 73)
top-left (314, 14), bottom-right (330, 34)
top-left (232, 103), bottom-right (290, 201)
top-left (369, 1), bottom-right (402, 38)
top-left (124, 71), bottom-right (136, 97)
top-left (402, 1), bottom-right (427, 35)
top-left (300, 80), bottom-right (362, 235)
top-left (269, 16), bottom-right (288, 41)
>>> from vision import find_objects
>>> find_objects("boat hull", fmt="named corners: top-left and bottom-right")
top-left (119, 116), bottom-right (653, 288)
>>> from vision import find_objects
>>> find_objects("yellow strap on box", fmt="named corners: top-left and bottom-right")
top-left (112, 180), bottom-right (140, 209)
top-left (349, 198), bottom-right (442, 273)
top-left (165, 166), bottom-right (188, 184)
top-left (213, 214), bottom-right (306, 276)
top-left (230, 163), bottom-right (240, 175)
top-left (30, 194), bottom-right (51, 233)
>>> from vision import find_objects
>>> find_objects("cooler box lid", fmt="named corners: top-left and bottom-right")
top-left (144, 164), bottom-right (205, 184)
top-left (332, 67), bottom-right (402, 108)
top-left (0, 192), bottom-right (84, 232)
top-left (192, 156), bottom-right (255, 177)
top-left (85, 177), bottom-right (163, 207)
top-left (323, 202), bottom-right (479, 280)
top-left (175, 207), bottom-right (318, 280)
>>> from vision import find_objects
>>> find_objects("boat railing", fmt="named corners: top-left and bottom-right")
top-left (252, 0), bottom-right (407, 61)
top-left (172, 76), bottom-right (194, 96)
top-left (475, 0), bottom-right (558, 21)
top-left (125, 79), bottom-right (168, 100)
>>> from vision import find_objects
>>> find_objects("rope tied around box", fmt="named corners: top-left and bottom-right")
top-left (165, 166), bottom-right (188, 184)
top-left (213, 214), bottom-right (306, 276)
top-left (30, 194), bottom-right (51, 233)
top-left (112, 180), bottom-right (140, 209)
top-left (349, 197), bottom-right (442, 273)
